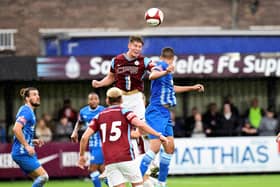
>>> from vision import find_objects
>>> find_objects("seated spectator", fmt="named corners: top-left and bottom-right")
top-left (203, 102), bottom-right (222, 137)
top-left (241, 119), bottom-right (258, 136)
top-left (58, 98), bottom-right (78, 125)
top-left (54, 116), bottom-right (73, 142)
top-left (172, 110), bottom-right (187, 137)
top-left (217, 103), bottom-right (240, 136)
top-left (185, 107), bottom-right (198, 137)
top-left (258, 107), bottom-right (278, 136)
top-left (35, 119), bottom-right (52, 142)
top-left (41, 113), bottom-right (56, 133)
top-left (191, 112), bottom-right (205, 138)
top-left (0, 121), bottom-right (6, 143)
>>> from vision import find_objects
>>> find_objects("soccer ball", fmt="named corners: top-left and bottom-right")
top-left (144, 8), bottom-right (164, 27)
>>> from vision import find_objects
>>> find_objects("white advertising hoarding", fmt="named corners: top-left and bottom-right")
top-left (169, 137), bottom-right (280, 174)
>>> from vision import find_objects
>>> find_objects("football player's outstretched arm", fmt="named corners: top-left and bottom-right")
top-left (174, 84), bottom-right (204, 93)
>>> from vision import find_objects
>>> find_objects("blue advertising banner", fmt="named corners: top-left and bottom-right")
top-left (44, 36), bottom-right (280, 56)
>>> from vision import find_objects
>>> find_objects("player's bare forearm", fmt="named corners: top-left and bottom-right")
top-left (174, 84), bottom-right (204, 93)
top-left (131, 118), bottom-right (161, 137)
top-left (92, 72), bottom-right (115, 88)
top-left (71, 121), bottom-right (83, 142)
top-left (79, 128), bottom-right (94, 156)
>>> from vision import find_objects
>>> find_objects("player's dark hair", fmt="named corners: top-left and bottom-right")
top-left (161, 47), bottom-right (175, 59)
top-left (129, 35), bottom-right (144, 45)
top-left (88, 92), bottom-right (98, 97)
top-left (108, 96), bottom-right (122, 104)
top-left (20, 87), bottom-right (38, 100)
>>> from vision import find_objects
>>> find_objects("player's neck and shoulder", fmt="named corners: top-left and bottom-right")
top-left (100, 105), bottom-right (132, 115)
top-left (80, 105), bottom-right (105, 113)
top-left (17, 104), bottom-right (34, 115)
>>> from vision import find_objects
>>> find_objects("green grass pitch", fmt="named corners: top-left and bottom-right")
top-left (0, 174), bottom-right (279, 187)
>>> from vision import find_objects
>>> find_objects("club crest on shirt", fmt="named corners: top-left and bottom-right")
top-left (134, 61), bottom-right (139, 66)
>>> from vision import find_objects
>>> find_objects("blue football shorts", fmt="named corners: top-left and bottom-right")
top-left (12, 154), bottom-right (41, 174)
top-left (145, 104), bottom-right (174, 139)
top-left (89, 146), bottom-right (104, 165)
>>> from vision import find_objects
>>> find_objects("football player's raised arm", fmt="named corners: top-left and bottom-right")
top-left (174, 84), bottom-right (204, 93)
top-left (92, 72), bottom-right (115, 88)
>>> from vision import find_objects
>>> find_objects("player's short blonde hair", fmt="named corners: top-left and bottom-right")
top-left (106, 87), bottom-right (122, 98)
top-left (106, 87), bottom-right (122, 104)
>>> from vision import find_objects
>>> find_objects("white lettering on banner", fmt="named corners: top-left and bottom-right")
top-left (0, 154), bottom-right (19, 168)
top-left (62, 152), bottom-right (89, 167)
top-left (243, 55), bottom-right (280, 76)
top-left (86, 55), bottom-right (280, 77)
top-left (89, 57), bottom-right (111, 75)
top-left (217, 55), bottom-right (239, 73)
top-left (169, 137), bottom-right (280, 174)
top-left (174, 56), bottom-right (214, 74)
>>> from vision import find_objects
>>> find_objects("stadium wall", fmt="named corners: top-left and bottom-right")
top-left (1, 0), bottom-right (280, 55)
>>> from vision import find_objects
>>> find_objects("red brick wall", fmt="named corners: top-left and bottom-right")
top-left (0, 0), bottom-right (279, 55)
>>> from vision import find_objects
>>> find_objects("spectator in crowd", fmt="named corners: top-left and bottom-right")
top-left (191, 112), bottom-right (205, 138)
top-left (41, 113), bottom-right (56, 133)
top-left (217, 103), bottom-right (240, 136)
top-left (203, 102), bottom-right (222, 137)
top-left (243, 98), bottom-right (264, 129)
top-left (0, 122), bottom-right (6, 143)
top-left (35, 119), bottom-right (52, 142)
top-left (58, 98), bottom-right (78, 125)
top-left (54, 116), bottom-right (73, 142)
top-left (172, 110), bottom-right (188, 137)
top-left (185, 107), bottom-right (198, 137)
top-left (222, 94), bottom-right (239, 117)
top-left (258, 107), bottom-right (278, 136)
top-left (241, 119), bottom-right (258, 136)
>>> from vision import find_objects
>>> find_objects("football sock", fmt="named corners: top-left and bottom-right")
top-left (158, 151), bottom-right (172, 183)
top-left (90, 171), bottom-right (101, 187)
top-left (140, 150), bottom-right (156, 176)
top-left (32, 174), bottom-right (49, 187)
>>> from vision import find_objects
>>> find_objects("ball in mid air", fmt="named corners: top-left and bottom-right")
top-left (144, 8), bottom-right (164, 27)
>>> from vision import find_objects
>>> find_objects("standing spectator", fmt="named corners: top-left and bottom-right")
top-left (258, 107), bottom-right (278, 136)
top-left (58, 98), bottom-right (78, 125)
top-left (35, 119), bottom-right (52, 142)
top-left (241, 119), bottom-right (258, 136)
top-left (55, 116), bottom-right (73, 142)
top-left (223, 94), bottom-right (239, 117)
top-left (203, 102), bottom-right (222, 137)
top-left (217, 103), bottom-right (240, 136)
top-left (243, 98), bottom-right (265, 129)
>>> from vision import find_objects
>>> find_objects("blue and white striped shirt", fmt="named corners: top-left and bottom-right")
top-left (79, 105), bottom-right (105, 148)
top-left (149, 61), bottom-right (176, 107)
